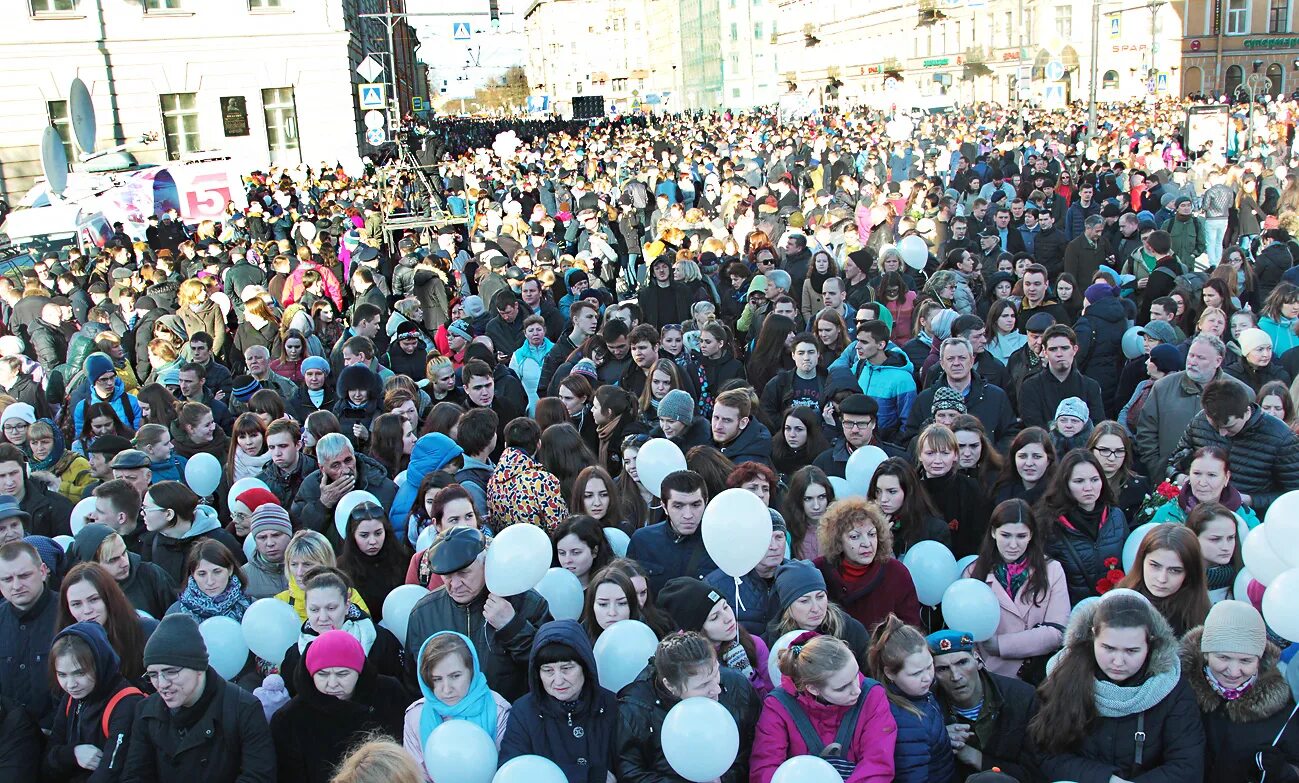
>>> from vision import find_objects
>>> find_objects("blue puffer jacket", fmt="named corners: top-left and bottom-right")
top-left (1045, 505), bottom-right (1128, 604)
top-left (71, 376), bottom-right (142, 436)
top-left (392, 433), bottom-right (465, 543)
top-left (829, 343), bottom-right (917, 435)
top-left (888, 688), bottom-right (956, 783)
top-left (500, 620), bottom-right (619, 783)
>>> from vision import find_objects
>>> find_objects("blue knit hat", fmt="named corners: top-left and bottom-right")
top-left (301, 355), bottom-right (330, 375)
top-left (83, 352), bottom-right (115, 384)
top-left (232, 375), bottom-right (262, 402)
top-left (773, 560), bottom-right (827, 614)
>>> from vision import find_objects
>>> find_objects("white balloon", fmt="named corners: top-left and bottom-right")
top-left (1243, 524), bottom-right (1291, 585)
top-left (423, 719), bottom-right (498, 783)
top-left (604, 527), bottom-right (630, 558)
top-left (637, 438), bottom-right (687, 498)
top-left (494, 756), bottom-right (566, 783)
top-left (53, 534), bottom-right (74, 552)
top-left (902, 540), bottom-right (960, 606)
top-left (227, 477), bottom-right (271, 513)
top-left (484, 523), bottom-right (551, 596)
top-left (1234, 567), bottom-right (1255, 602)
top-left (380, 584), bottom-right (429, 644)
top-left (415, 524), bottom-right (439, 552)
top-left (1264, 491), bottom-right (1299, 568)
top-left (593, 620), bottom-right (658, 693)
top-left (898, 234), bottom-right (929, 270)
top-left (534, 568), bottom-right (584, 620)
top-left (661, 697), bottom-right (740, 782)
top-left (1123, 522), bottom-right (1164, 573)
top-left (827, 475), bottom-right (854, 499)
top-left (767, 630), bottom-right (804, 686)
top-left (240, 599), bottom-right (300, 665)
top-left (1261, 568), bottom-right (1299, 642)
top-left (844, 445), bottom-right (888, 495)
top-left (955, 554), bottom-right (978, 577)
top-left (243, 535), bottom-right (256, 561)
top-left (772, 756), bottom-right (842, 783)
top-left (70, 497), bottom-right (96, 535)
top-left (185, 453), bottom-right (222, 496)
top-left (200, 616), bottom-right (248, 680)
top-left (702, 488), bottom-right (773, 578)
top-left (334, 490), bottom-right (381, 538)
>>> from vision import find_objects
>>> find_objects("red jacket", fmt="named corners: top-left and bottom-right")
top-left (749, 675), bottom-right (897, 783)
top-left (814, 556), bottom-right (922, 632)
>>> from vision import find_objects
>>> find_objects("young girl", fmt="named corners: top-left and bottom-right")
top-left (950, 415), bottom-right (1002, 494)
top-left (337, 502), bottom-right (411, 624)
top-left (965, 499), bottom-right (1070, 680)
top-left (1086, 421), bottom-right (1150, 523)
top-left (403, 631), bottom-right (511, 776)
top-left (1117, 524), bottom-right (1212, 636)
top-left (44, 623), bottom-right (144, 782)
top-left (1037, 450), bottom-right (1130, 604)
top-left (772, 407), bottom-right (831, 480)
top-left (551, 514), bottom-right (613, 588)
top-left (333, 364), bottom-right (382, 448)
top-left (638, 358), bottom-right (687, 430)
top-left (984, 298), bottom-right (1026, 365)
top-left (657, 576), bottom-right (772, 696)
top-left (569, 466), bottom-right (631, 535)
top-left (914, 424), bottom-right (988, 558)
top-left (227, 412), bottom-right (272, 484)
top-left (782, 466), bottom-right (835, 560)
top-left (866, 615), bottom-right (956, 783)
top-left (1186, 501), bottom-right (1243, 603)
top-left (580, 567), bottom-right (648, 643)
top-left (993, 427), bottom-right (1056, 505)
top-left (868, 458), bottom-right (951, 556)
top-left (1030, 593), bottom-right (1204, 782)
top-left (134, 423), bottom-right (187, 483)
top-left (751, 633), bottom-right (897, 783)
top-left (57, 562), bottom-right (149, 683)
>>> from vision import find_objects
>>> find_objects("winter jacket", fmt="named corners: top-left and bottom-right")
top-left (178, 302), bottom-right (227, 357)
top-left (402, 688), bottom-right (511, 774)
top-left (168, 422), bottom-right (228, 463)
top-left (759, 367), bottom-right (830, 426)
top-left (965, 559), bottom-right (1070, 678)
top-left (705, 567), bottom-right (779, 637)
top-left (1034, 600), bottom-right (1205, 783)
top-left (242, 552), bottom-right (287, 601)
top-left (1062, 233), bottom-right (1113, 285)
top-left (1259, 314), bottom-right (1299, 357)
top-left (615, 664), bottom-right (761, 783)
top-left (811, 439), bottom-right (908, 480)
top-left (121, 667), bottom-right (276, 783)
top-left (1134, 370), bottom-right (1248, 480)
top-left (290, 454), bottom-right (397, 537)
top-left (1255, 241), bottom-right (1294, 305)
top-left (1033, 226), bottom-right (1068, 278)
top-left (1162, 214), bottom-right (1208, 270)
top-left (935, 669), bottom-right (1038, 782)
top-left (830, 345), bottom-right (917, 436)
top-left (269, 655), bottom-right (407, 783)
top-left (1138, 255), bottom-right (1185, 324)
top-left (257, 453), bottom-right (317, 512)
top-left (0, 694), bottom-right (41, 780)
top-left (501, 621), bottom-right (620, 783)
top-left (901, 374), bottom-right (1017, 448)
top-left (404, 587), bottom-right (550, 702)
top-left (639, 280), bottom-right (693, 329)
top-left (1063, 199), bottom-right (1101, 242)
top-left (627, 520), bottom-right (718, 596)
top-left (1179, 627), bottom-right (1299, 783)
top-left (699, 350), bottom-right (747, 409)
top-left (147, 507), bottom-right (243, 588)
top-left (716, 420), bottom-right (774, 468)
top-left (1018, 366), bottom-right (1106, 430)
top-left (1167, 405), bottom-right (1299, 515)
top-left (30, 318), bottom-right (69, 370)
top-left (888, 688), bottom-right (956, 783)
top-left (1044, 505), bottom-right (1129, 604)
top-left (0, 587), bottom-right (59, 725)
top-left (69, 524), bottom-right (176, 619)
top-left (20, 476), bottom-right (75, 537)
top-left (43, 623), bottom-right (144, 783)
top-left (391, 434), bottom-right (464, 544)
top-left (72, 377), bottom-right (143, 437)
top-left (750, 676), bottom-right (897, 783)
top-left (1224, 351), bottom-right (1292, 394)
top-left (287, 380), bottom-right (336, 426)
top-left (509, 339), bottom-right (554, 414)
top-left (815, 556), bottom-right (922, 633)
top-left (1074, 295), bottom-right (1129, 411)
top-left (486, 447), bottom-right (568, 533)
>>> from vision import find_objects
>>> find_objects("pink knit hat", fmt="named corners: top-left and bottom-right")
top-left (305, 630), bottom-right (365, 675)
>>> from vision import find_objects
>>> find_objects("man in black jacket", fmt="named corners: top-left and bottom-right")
top-left (638, 255), bottom-right (692, 329)
top-left (0, 541), bottom-right (58, 727)
top-left (1032, 211), bottom-right (1068, 279)
top-left (537, 299), bottom-right (599, 397)
top-left (1018, 325), bottom-right (1106, 429)
top-left (484, 289), bottom-right (529, 359)
top-left (929, 631), bottom-right (1038, 783)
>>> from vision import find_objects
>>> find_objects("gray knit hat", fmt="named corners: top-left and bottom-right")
top-left (1201, 600), bottom-right (1267, 658)
top-left (144, 614), bottom-right (209, 670)
top-left (249, 503), bottom-right (292, 538)
top-left (930, 386), bottom-right (967, 416)
top-left (657, 389), bottom-right (695, 425)
top-left (1054, 396), bottom-right (1089, 424)
top-left (773, 559), bottom-right (827, 614)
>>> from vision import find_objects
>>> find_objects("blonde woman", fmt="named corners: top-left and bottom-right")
top-left (177, 278), bottom-right (227, 355)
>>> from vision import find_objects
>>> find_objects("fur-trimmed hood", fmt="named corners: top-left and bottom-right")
top-left (1051, 593), bottom-right (1181, 679)
top-left (1179, 626), bottom-right (1294, 724)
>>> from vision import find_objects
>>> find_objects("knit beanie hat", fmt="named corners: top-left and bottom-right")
top-left (657, 389), bottom-right (695, 425)
top-left (83, 352), bottom-right (115, 383)
top-left (773, 560), bottom-right (827, 614)
top-left (447, 319), bottom-right (473, 343)
top-left (463, 295), bottom-right (487, 319)
top-left (572, 358), bottom-right (599, 382)
top-left (930, 386), bottom-right (966, 416)
top-left (301, 355), bottom-right (330, 375)
top-left (1148, 343), bottom-right (1185, 374)
top-left (232, 375), bottom-right (262, 403)
top-left (1054, 396), bottom-right (1089, 423)
top-left (1238, 328), bottom-right (1273, 357)
top-left (930, 309), bottom-right (960, 340)
top-left (144, 614), bottom-right (209, 670)
top-left (157, 367), bottom-right (181, 388)
top-left (1200, 600), bottom-right (1267, 658)
top-left (305, 629), bottom-right (366, 675)
top-left (1084, 282), bottom-right (1117, 303)
top-left (658, 577), bottom-right (724, 632)
top-left (249, 502), bottom-right (292, 538)
top-left (0, 402), bottom-right (36, 427)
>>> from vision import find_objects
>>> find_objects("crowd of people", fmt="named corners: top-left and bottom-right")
top-left (0, 96), bottom-right (1297, 783)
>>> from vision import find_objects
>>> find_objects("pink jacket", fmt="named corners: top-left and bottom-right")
top-left (963, 559), bottom-right (1070, 678)
top-left (750, 676), bottom-right (897, 783)
top-left (281, 260), bottom-right (343, 311)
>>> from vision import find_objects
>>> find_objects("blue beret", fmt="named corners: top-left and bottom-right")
top-left (926, 630), bottom-right (976, 656)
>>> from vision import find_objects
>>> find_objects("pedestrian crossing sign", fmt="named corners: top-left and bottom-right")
top-left (453, 21), bottom-right (472, 40)
top-left (358, 83), bottom-right (386, 110)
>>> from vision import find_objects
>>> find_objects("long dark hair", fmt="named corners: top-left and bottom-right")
top-left (137, 384), bottom-right (181, 427)
top-left (551, 514), bottom-right (614, 577)
top-left (337, 502), bottom-right (411, 590)
top-left (57, 563), bottom-right (147, 681)
top-left (748, 315), bottom-right (797, 389)
top-left (1036, 449), bottom-right (1116, 531)
top-left (994, 426), bottom-right (1057, 494)
top-left (772, 406), bottom-right (831, 469)
top-left (782, 465), bottom-right (835, 559)
top-left (367, 412), bottom-right (408, 478)
top-left (970, 499), bottom-right (1052, 604)
top-left (569, 465), bottom-right (625, 529)
top-left (1117, 524), bottom-right (1211, 634)
top-left (867, 457), bottom-right (942, 551)
top-left (580, 566), bottom-right (645, 642)
top-left (537, 423), bottom-right (597, 500)
top-left (951, 414), bottom-right (1003, 487)
top-left (1085, 420), bottom-right (1138, 487)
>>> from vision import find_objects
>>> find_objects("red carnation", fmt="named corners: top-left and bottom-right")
top-left (1156, 481), bottom-right (1180, 499)
top-left (1107, 569), bottom-right (1125, 583)
top-left (1103, 557), bottom-right (1120, 570)
top-left (1096, 579), bottom-right (1113, 594)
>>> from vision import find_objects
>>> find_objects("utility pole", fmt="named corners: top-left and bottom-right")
top-left (1087, 0), bottom-right (1100, 150)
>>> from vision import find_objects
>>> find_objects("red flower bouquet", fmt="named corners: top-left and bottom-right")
top-left (1096, 557), bottom-right (1125, 594)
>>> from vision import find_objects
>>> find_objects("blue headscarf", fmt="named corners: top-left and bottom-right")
top-left (417, 630), bottom-right (498, 746)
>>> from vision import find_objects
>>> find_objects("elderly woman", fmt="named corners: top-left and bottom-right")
top-left (1139, 446), bottom-right (1260, 528)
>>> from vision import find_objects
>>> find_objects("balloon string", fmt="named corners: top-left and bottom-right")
top-left (734, 576), bottom-right (746, 612)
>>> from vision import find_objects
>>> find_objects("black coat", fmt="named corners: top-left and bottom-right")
top-left (0, 695), bottom-right (41, 781)
top-left (119, 553), bottom-right (178, 620)
top-left (0, 588), bottom-right (58, 726)
top-left (1044, 505), bottom-right (1129, 604)
top-left (277, 620), bottom-right (405, 699)
top-left (937, 670), bottom-right (1037, 782)
top-left (903, 374), bottom-right (1019, 448)
top-left (287, 384), bottom-right (335, 425)
top-left (1168, 406), bottom-right (1299, 515)
top-left (147, 519), bottom-right (244, 589)
top-left (1033, 226), bottom-right (1068, 278)
top-left (638, 280), bottom-right (692, 329)
top-left (616, 665), bottom-right (761, 783)
top-left (122, 669), bottom-right (276, 783)
top-left (699, 350), bottom-right (747, 404)
top-left (270, 659), bottom-right (407, 783)
top-left (29, 319), bottom-right (68, 370)
top-left (1018, 366), bottom-right (1107, 430)
top-left (1074, 295), bottom-right (1129, 412)
top-left (21, 477), bottom-right (75, 538)
top-left (919, 471), bottom-right (989, 559)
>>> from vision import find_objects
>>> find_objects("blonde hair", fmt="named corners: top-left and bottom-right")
top-left (328, 737), bottom-right (423, 783)
top-left (177, 279), bottom-right (207, 308)
top-left (866, 614), bottom-right (930, 718)
top-left (916, 423), bottom-right (957, 454)
top-left (817, 497), bottom-right (893, 563)
top-left (284, 530), bottom-right (335, 583)
top-left (778, 633), bottom-right (855, 693)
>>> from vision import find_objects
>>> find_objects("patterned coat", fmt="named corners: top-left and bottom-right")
top-left (486, 447), bottom-right (568, 532)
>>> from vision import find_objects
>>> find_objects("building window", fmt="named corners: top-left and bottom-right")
top-left (159, 92), bottom-right (200, 160)
top-left (248, 0), bottom-right (282, 8)
top-left (754, 21), bottom-right (762, 40)
top-left (144, 0), bottom-right (183, 10)
top-left (1005, 12), bottom-right (1013, 44)
top-left (30, 0), bottom-right (77, 13)
top-left (1225, 0), bottom-right (1249, 35)
top-left (1102, 70), bottom-right (1120, 89)
top-left (730, 22), bottom-right (738, 40)
top-left (1270, 0), bottom-right (1289, 33)
top-left (47, 100), bottom-right (73, 168)
top-left (733, 87), bottom-right (741, 97)
top-left (1225, 64), bottom-right (1244, 96)
top-left (1055, 5), bottom-right (1071, 38)
top-left (262, 87), bottom-right (300, 164)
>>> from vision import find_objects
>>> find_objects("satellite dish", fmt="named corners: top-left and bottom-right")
top-left (40, 126), bottom-right (68, 197)
top-left (68, 78), bottom-right (97, 156)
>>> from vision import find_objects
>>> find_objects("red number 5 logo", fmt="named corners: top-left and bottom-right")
top-left (185, 172), bottom-right (232, 219)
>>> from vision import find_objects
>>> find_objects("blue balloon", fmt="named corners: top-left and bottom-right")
top-left (940, 578), bottom-right (1000, 642)
top-left (493, 755), bottom-right (567, 783)
top-left (423, 719), bottom-right (498, 783)
top-left (662, 697), bottom-right (740, 782)
top-left (535, 567), bottom-right (584, 621)
top-left (185, 452), bottom-right (221, 497)
top-left (1072, 596), bottom-right (1101, 618)
top-left (902, 540), bottom-right (960, 606)
top-left (1121, 325), bottom-right (1145, 360)
top-left (593, 620), bottom-right (658, 693)
top-left (198, 617), bottom-right (247, 680)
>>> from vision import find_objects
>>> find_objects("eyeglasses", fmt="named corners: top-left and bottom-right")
top-left (146, 667), bottom-right (184, 685)
top-left (141, 504), bottom-right (165, 515)
top-left (842, 419), bottom-right (875, 431)
top-left (2, 423), bottom-right (28, 433)
top-left (1093, 446), bottom-right (1126, 459)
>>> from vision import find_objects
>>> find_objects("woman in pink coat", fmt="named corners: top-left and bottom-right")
top-left (961, 499), bottom-right (1070, 679)
top-left (749, 632), bottom-right (896, 783)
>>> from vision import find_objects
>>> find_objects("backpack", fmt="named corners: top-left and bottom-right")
top-left (771, 682), bottom-right (878, 779)
top-left (65, 686), bottom-right (144, 737)
top-left (1153, 264), bottom-right (1208, 295)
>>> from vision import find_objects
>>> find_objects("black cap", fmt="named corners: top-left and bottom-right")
top-left (87, 434), bottom-right (132, 456)
top-left (430, 527), bottom-right (488, 575)
top-left (1025, 312), bottom-right (1056, 333)
top-left (839, 394), bottom-right (879, 417)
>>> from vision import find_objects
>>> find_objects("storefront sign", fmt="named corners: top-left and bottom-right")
top-left (1244, 38), bottom-right (1299, 49)
top-left (923, 58), bottom-right (949, 67)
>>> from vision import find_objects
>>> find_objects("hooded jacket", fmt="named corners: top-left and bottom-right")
top-left (148, 506), bottom-right (243, 589)
top-left (500, 620), bottom-right (619, 783)
top-left (391, 434), bottom-right (463, 543)
top-left (1179, 627), bottom-right (1299, 783)
top-left (43, 623), bottom-right (144, 783)
top-left (72, 376), bottom-right (143, 437)
top-left (1255, 241), bottom-right (1294, 305)
top-left (269, 646), bottom-right (408, 783)
top-left (716, 419), bottom-right (773, 467)
top-left (257, 452), bottom-right (317, 512)
top-left (291, 453), bottom-right (397, 537)
top-left (332, 365), bottom-right (383, 450)
top-left (69, 524), bottom-right (176, 620)
top-left (750, 674), bottom-right (897, 783)
top-left (615, 663), bottom-right (761, 783)
top-left (487, 447), bottom-right (568, 533)
top-left (1074, 294), bottom-right (1130, 409)
top-left (1034, 599), bottom-right (1204, 783)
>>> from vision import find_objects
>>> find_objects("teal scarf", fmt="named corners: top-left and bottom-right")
top-left (26, 418), bottom-right (65, 473)
top-left (417, 630), bottom-right (498, 746)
